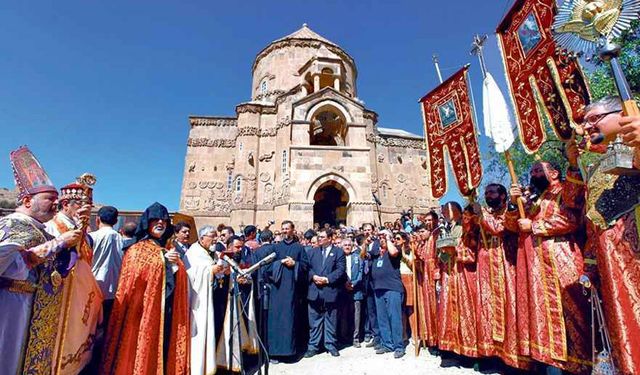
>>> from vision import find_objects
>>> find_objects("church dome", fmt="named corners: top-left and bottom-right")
top-left (251, 24), bottom-right (357, 101)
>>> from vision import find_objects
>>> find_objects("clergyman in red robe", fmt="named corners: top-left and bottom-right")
top-left (474, 184), bottom-right (530, 370)
top-left (506, 162), bottom-right (591, 374)
top-left (415, 211), bottom-right (440, 348)
top-left (578, 96), bottom-right (640, 375)
top-left (100, 202), bottom-right (190, 375)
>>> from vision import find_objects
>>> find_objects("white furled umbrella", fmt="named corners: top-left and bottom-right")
top-left (482, 72), bottom-right (516, 153)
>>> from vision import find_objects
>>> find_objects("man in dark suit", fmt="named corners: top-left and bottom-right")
top-left (172, 221), bottom-right (192, 258)
top-left (305, 228), bottom-right (346, 357)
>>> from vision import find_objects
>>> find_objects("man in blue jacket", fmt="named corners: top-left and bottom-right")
top-left (341, 237), bottom-right (365, 347)
top-left (305, 228), bottom-right (346, 357)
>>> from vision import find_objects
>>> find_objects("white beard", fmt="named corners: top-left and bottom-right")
top-left (152, 226), bottom-right (166, 237)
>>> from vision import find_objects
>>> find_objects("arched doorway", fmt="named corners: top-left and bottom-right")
top-left (313, 181), bottom-right (349, 227)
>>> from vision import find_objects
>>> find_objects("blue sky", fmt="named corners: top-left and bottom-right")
top-left (0, 0), bottom-right (516, 210)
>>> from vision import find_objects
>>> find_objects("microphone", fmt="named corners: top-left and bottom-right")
top-left (219, 252), bottom-right (245, 275)
top-left (590, 133), bottom-right (605, 145)
top-left (241, 252), bottom-right (277, 276)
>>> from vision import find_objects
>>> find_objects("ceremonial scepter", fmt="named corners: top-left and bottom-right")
top-left (553, 0), bottom-right (640, 175)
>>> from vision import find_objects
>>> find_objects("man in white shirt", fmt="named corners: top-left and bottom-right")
top-left (89, 206), bottom-right (124, 324)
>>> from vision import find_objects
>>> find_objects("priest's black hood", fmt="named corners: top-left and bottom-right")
top-left (135, 202), bottom-right (174, 246)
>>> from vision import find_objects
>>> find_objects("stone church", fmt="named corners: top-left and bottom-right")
top-left (180, 24), bottom-right (437, 229)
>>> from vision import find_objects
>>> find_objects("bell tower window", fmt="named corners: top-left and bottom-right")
top-left (260, 80), bottom-right (268, 94)
top-left (310, 106), bottom-right (347, 146)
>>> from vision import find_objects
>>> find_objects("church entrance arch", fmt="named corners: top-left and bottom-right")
top-left (313, 181), bottom-right (349, 227)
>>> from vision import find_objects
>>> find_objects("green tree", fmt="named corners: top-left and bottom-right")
top-left (588, 21), bottom-right (640, 101)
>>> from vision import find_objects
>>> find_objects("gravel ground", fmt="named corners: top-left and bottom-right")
top-left (269, 343), bottom-right (502, 375)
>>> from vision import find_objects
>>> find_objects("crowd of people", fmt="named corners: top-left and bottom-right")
top-left (1, 95), bottom-right (640, 375)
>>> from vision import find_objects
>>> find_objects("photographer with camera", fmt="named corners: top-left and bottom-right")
top-left (369, 228), bottom-right (405, 359)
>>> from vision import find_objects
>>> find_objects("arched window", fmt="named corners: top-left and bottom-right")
top-left (319, 68), bottom-right (334, 90)
top-left (260, 80), bottom-right (268, 94)
top-left (238, 142), bottom-right (243, 153)
top-left (281, 150), bottom-right (288, 174)
top-left (235, 176), bottom-right (242, 193)
top-left (227, 171), bottom-right (233, 190)
top-left (382, 185), bottom-right (387, 198)
top-left (310, 106), bottom-right (347, 146)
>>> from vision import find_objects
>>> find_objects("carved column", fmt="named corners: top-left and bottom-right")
top-left (313, 75), bottom-right (320, 92)
top-left (333, 77), bottom-right (340, 91)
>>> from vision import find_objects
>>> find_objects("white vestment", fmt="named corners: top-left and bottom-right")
top-left (184, 242), bottom-right (217, 375)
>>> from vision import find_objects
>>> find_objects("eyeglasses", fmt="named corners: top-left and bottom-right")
top-left (394, 237), bottom-right (403, 241)
top-left (583, 110), bottom-right (621, 126)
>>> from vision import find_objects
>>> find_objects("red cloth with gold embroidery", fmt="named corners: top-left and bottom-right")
top-left (437, 222), bottom-right (479, 358)
top-left (416, 233), bottom-right (439, 347)
top-left (591, 212), bottom-right (640, 375)
top-left (100, 239), bottom-right (190, 375)
top-left (496, 0), bottom-right (590, 153)
top-left (419, 66), bottom-right (482, 198)
top-left (579, 159), bottom-right (640, 375)
top-left (477, 208), bottom-right (531, 370)
top-left (505, 181), bottom-right (591, 374)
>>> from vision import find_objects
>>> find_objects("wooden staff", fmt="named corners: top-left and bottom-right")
top-left (409, 240), bottom-right (421, 356)
top-left (504, 150), bottom-right (526, 219)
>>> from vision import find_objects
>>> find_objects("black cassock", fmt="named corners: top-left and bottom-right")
top-left (257, 238), bottom-right (309, 357)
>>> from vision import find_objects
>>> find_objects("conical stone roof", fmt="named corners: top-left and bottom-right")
top-left (271, 23), bottom-right (339, 47)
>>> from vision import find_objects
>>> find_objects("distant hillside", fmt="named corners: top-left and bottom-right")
top-left (0, 187), bottom-right (18, 209)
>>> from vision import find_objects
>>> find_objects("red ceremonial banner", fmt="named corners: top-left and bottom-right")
top-left (497, 0), bottom-right (590, 154)
top-left (419, 66), bottom-right (482, 199)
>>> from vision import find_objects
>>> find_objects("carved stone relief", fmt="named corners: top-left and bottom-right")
top-left (189, 117), bottom-right (237, 127)
top-left (394, 183), bottom-right (418, 208)
top-left (263, 183), bottom-right (274, 205)
top-left (259, 172), bottom-right (271, 183)
top-left (366, 133), bottom-right (425, 150)
top-left (184, 196), bottom-right (201, 211)
top-left (259, 151), bottom-right (275, 162)
top-left (188, 138), bottom-right (236, 148)
top-left (226, 160), bottom-right (235, 171)
top-left (254, 89), bottom-right (286, 101)
top-left (245, 174), bottom-right (257, 204)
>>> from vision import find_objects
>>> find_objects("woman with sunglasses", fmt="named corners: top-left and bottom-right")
top-left (395, 232), bottom-right (424, 350)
